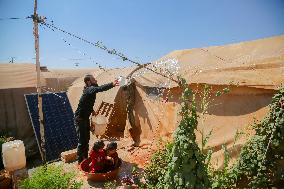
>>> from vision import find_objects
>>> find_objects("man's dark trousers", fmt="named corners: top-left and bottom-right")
top-left (75, 118), bottom-right (90, 163)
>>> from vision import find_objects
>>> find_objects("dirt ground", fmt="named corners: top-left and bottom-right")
top-left (27, 137), bottom-right (153, 189)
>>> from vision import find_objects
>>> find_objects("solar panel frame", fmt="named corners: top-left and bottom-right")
top-left (25, 92), bottom-right (78, 162)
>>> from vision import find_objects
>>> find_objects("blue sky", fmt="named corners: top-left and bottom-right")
top-left (0, 0), bottom-right (283, 68)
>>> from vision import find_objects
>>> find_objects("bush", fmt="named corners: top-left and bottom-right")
top-left (103, 180), bottom-right (116, 189)
top-left (156, 78), bottom-right (211, 189)
top-left (19, 164), bottom-right (82, 189)
top-left (144, 142), bottom-right (173, 185)
top-left (231, 87), bottom-right (284, 188)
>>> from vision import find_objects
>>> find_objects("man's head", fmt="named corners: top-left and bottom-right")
top-left (84, 74), bottom-right (97, 87)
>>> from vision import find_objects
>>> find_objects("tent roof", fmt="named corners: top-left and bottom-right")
top-left (0, 63), bottom-right (37, 89)
top-left (67, 67), bottom-right (138, 111)
top-left (94, 67), bottom-right (138, 109)
top-left (134, 35), bottom-right (284, 89)
top-left (41, 68), bottom-right (100, 78)
top-left (0, 63), bottom-right (102, 90)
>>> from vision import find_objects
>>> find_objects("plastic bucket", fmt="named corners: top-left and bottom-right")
top-left (117, 76), bottom-right (128, 86)
top-left (91, 115), bottom-right (108, 136)
top-left (2, 140), bottom-right (26, 171)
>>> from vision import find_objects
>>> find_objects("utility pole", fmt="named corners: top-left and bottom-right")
top-left (9, 57), bottom-right (15, 63)
top-left (33, 0), bottom-right (46, 163)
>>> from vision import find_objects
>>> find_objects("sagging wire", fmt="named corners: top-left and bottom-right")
top-left (41, 21), bottom-right (178, 83)
top-left (41, 23), bottom-right (108, 71)
top-left (0, 17), bottom-right (29, 21)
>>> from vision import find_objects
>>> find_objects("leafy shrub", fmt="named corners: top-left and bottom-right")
top-left (210, 145), bottom-right (237, 189)
top-left (144, 83), bottom-right (284, 188)
top-left (144, 142), bottom-right (173, 185)
top-left (103, 180), bottom-right (116, 189)
top-left (156, 77), bottom-right (211, 189)
top-left (231, 87), bottom-right (284, 188)
top-left (19, 164), bottom-right (82, 189)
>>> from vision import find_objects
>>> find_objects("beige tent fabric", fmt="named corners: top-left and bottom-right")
top-left (0, 63), bottom-right (37, 89)
top-left (0, 64), bottom-right (38, 155)
top-left (67, 67), bottom-right (138, 138)
top-left (93, 67), bottom-right (137, 110)
top-left (94, 67), bottom-right (139, 137)
top-left (66, 36), bottom-right (283, 169)
top-left (0, 87), bottom-right (38, 155)
top-left (134, 35), bottom-right (284, 89)
top-left (67, 67), bottom-right (138, 111)
top-left (1, 35), bottom-right (282, 169)
top-left (67, 69), bottom-right (105, 111)
top-left (41, 68), bottom-right (98, 92)
top-left (0, 63), bottom-right (100, 156)
top-left (128, 36), bottom-right (284, 168)
top-left (132, 84), bottom-right (275, 168)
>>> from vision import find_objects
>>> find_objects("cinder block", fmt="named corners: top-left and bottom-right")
top-left (61, 149), bottom-right (77, 163)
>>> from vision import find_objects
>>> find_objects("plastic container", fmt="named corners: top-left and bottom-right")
top-left (117, 76), bottom-right (128, 86)
top-left (91, 115), bottom-right (108, 136)
top-left (2, 140), bottom-right (26, 171)
top-left (79, 158), bottom-right (121, 182)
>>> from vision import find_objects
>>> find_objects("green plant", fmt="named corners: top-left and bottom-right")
top-left (197, 84), bottom-right (214, 154)
top-left (144, 142), bottom-right (173, 185)
top-left (156, 77), bottom-right (211, 189)
top-left (137, 184), bottom-right (155, 189)
top-left (200, 129), bottom-right (212, 153)
top-left (19, 164), bottom-right (82, 189)
top-left (199, 84), bottom-right (213, 115)
top-left (232, 129), bottom-right (245, 147)
top-left (216, 87), bottom-right (230, 97)
top-left (210, 145), bottom-right (237, 189)
top-left (144, 82), bottom-right (284, 188)
top-left (103, 180), bottom-right (116, 189)
top-left (231, 86), bottom-right (284, 188)
top-left (195, 84), bottom-right (238, 188)
top-left (132, 164), bottom-right (139, 175)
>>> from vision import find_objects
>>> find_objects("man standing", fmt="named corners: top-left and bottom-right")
top-left (75, 74), bottom-right (119, 164)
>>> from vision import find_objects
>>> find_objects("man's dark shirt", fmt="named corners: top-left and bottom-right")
top-left (75, 83), bottom-right (114, 119)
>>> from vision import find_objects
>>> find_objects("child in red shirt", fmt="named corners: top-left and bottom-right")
top-left (89, 140), bottom-right (106, 173)
top-left (105, 141), bottom-right (119, 170)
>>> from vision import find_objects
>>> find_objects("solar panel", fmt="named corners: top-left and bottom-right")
top-left (25, 92), bottom-right (78, 162)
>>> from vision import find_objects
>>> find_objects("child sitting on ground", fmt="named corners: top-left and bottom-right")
top-left (89, 140), bottom-right (106, 173)
top-left (105, 141), bottom-right (119, 170)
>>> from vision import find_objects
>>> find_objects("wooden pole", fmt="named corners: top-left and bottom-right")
top-left (33, 0), bottom-right (46, 163)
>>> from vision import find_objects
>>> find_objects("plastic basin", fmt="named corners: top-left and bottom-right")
top-left (79, 158), bottom-right (121, 182)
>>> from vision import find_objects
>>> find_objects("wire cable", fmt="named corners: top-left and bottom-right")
top-left (41, 21), bottom-right (178, 83)
top-left (0, 17), bottom-right (26, 20)
top-left (41, 23), bottom-right (108, 71)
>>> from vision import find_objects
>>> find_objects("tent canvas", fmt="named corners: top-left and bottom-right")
top-left (66, 35), bottom-right (284, 168)
top-left (67, 67), bottom-right (138, 138)
top-left (129, 35), bottom-right (284, 167)
top-left (0, 63), bottom-right (100, 156)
